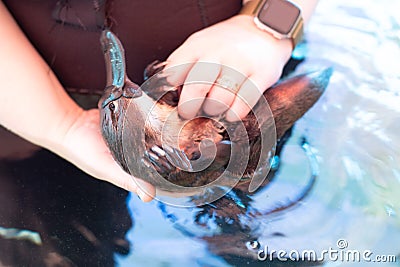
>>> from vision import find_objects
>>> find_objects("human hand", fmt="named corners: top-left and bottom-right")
top-left (166, 15), bottom-right (293, 121)
top-left (0, 2), bottom-right (154, 202)
top-left (53, 108), bottom-right (155, 202)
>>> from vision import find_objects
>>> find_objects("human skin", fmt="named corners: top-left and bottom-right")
top-left (0, 0), bottom-right (317, 200)
top-left (168, 0), bottom-right (318, 121)
top-left (0, 1), bottom-right (155, 201)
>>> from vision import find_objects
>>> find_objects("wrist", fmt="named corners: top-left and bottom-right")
top-left (239, 0), bottom-right (304, 53)
top-left (233, 15), bottom-right (293, 64)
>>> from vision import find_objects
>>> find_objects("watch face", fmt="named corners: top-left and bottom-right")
top-left (257, 0), bottom-right (300, 35)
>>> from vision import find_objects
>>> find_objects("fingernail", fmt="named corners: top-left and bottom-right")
top-left (137, 190), bottom-right (146, 201)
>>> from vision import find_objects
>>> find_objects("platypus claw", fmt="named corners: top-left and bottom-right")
top-left (144, 60), bottom-right (168, 80)
top-left (143, 146), bottom-right (175, 175)
top-left (163, 145), bottom-right (193, 172)
top-left (144, 144), bottom-right (194, 174)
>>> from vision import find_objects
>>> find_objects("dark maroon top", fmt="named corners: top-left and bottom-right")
top-left (3, 0), bottom-right (242, 94)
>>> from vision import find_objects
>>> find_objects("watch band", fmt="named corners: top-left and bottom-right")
top-left (240, 0), bottom-right (304, 49)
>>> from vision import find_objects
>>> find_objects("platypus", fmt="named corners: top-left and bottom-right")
top-left (99, 30), bottom-right (332, 193)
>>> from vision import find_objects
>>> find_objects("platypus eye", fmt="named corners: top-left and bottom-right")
top-left (109, 102), bottom-right (118, 112)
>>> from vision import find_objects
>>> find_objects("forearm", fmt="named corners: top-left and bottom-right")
top-left (0, 2), bottom-right (82, 150)
top-left (241, 0), bottom-right (319, 25)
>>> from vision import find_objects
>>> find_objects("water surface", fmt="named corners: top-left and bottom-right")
top-left (118, 0), bottom-right (400, 266)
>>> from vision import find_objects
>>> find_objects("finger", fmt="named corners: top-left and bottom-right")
top-left (178, 61), bottom-right (221, 119)
top-left (224, 68), bottom-right (280, 122)
top-left (163, 61), bottom-right (195, 87)
top-left (102, 158), bottom-right (155, 202)
top-left (164, 46), bottom-right (198, 86)
top-left (225, 76), bottom-right (262, 122)
top-left (113, 174), bottom-right (155, 202)
top-left (133, 178), bottom-right (156, 202)
top-left (202, 66), bottom-right (247, 116)
top-left (60, 109), bottom-right (156, 202)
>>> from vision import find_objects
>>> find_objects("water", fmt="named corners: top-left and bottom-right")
top-left (117, 0), bottom-right (400, 266)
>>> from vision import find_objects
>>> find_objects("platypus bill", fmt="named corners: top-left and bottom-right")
top-left (99, 30), bottom-right (332, 194)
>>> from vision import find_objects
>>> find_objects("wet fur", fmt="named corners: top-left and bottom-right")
top-left (100, 64), bottom-right (332, 190)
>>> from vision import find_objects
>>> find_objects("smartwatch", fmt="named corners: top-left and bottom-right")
top-left (240, 0), bottom-right (304, 49)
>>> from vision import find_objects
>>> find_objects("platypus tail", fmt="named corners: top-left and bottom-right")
top-left (264, 68), bottom-right (333, 139)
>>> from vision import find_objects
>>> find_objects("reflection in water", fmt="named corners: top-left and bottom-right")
top-left (0, 150), bottom-right (132, 266)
